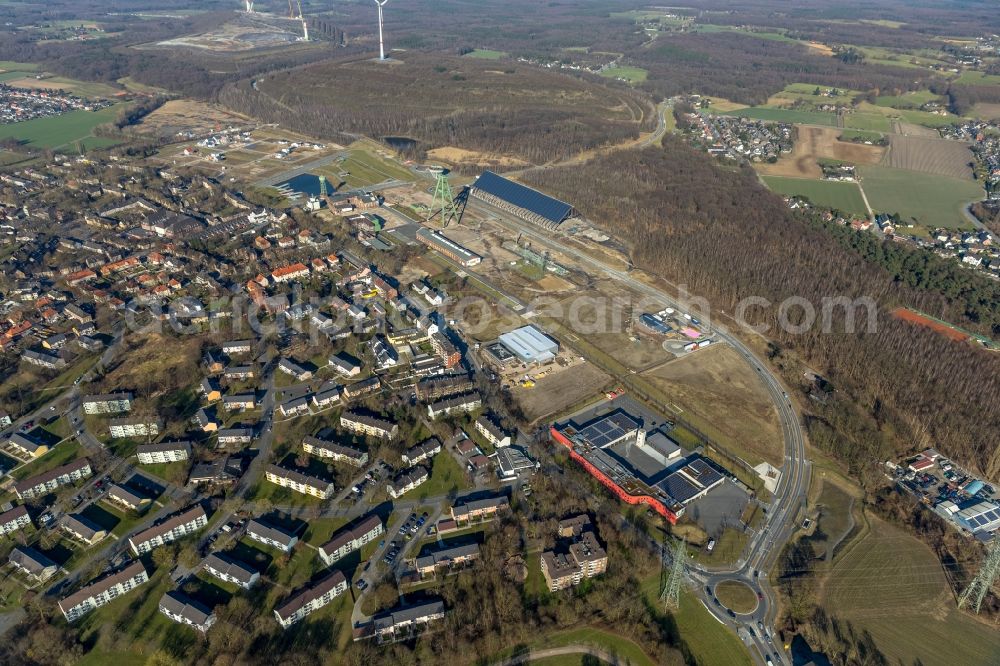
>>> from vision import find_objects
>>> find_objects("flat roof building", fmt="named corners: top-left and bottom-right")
top-left (497, 325), bottom-right (558, 364)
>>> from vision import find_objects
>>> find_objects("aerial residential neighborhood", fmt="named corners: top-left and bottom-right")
top-left (0, 2), bottom-right (997, 666)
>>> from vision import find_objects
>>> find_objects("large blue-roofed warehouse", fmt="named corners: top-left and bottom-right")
top-left (470, 171), bottom-right (575, 230)
top-left (497, 325), bottom-right (559, 364)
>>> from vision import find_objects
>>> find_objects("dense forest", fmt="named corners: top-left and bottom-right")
top-left (816, 219), bottom-right (1000, 334)
top-left (523, 138), bottom-right (1000, 481)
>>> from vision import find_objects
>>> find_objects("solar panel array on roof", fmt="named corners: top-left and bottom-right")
top-left (574, 411), bottom-right (640, 449)
top-left (682, 458), bottom-right (724, 488)
top-left (660, 473), bottom-right (702, 504)
top-left (472, 171), bottom-right (574, 225)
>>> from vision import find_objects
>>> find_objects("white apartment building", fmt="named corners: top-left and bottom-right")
top-left (129, 505), bottom-right (208, 555)
top-left (318, 515), bottom-right (384, 566)
top-left (264, 465), bottom-right (334, 499)
top-left (59, 561), bottom-right (149, 622)
top-left (81, 392), bottom-right (133, 414)
top-left (136, 441), bottom-right (192, 464)
top-left (274, 571), bottom-right (348, 628)
top-left (301, 437), bottom-right (368, 467)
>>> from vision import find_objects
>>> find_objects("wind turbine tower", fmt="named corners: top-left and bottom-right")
top-left (297, 1), bottom-right (308, 41)
top-left (374, 0), bottom-right (389, 60)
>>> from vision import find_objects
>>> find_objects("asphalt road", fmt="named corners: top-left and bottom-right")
top-left (473, 203), bottom-right (811, 665)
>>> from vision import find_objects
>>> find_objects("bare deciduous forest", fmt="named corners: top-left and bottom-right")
top-left (523, 139), bottom-right (1000, 481)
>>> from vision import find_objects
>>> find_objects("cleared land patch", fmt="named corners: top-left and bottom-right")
top-left (761, 176), bottom-right (867, 216)
top-left (640, 344), bottom-right (782, 465)
top-left (821, 517), bottom-right (1000, 666)
top-left (512, 361), bottom-right (610, 423)
top-left (137, 99), bottom-right (249, 138)
top-left (884, 134), bottom-right (973, 179)
top-left (756, 125), bottom-right (885, 179)
top-left (599, 65), bottom-right (648, 83)
top-left (464, 49), bottom-right (507, 59)
top-left (858, 165), bottom-right (982, 228)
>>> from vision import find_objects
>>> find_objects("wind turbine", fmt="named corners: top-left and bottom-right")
top-left (374, 0), bottom-right (388, 60)
top-left (297, 0), bottom-right (308, 40)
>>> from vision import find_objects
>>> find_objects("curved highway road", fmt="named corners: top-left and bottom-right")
top-left (474, 203), bottom-right (810, 665)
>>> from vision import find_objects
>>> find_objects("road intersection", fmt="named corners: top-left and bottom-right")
top-left (474, 203), bottom-right (811, 665)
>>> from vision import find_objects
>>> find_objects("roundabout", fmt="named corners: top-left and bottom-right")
top-left (715, 580), bottom-right (760, 615)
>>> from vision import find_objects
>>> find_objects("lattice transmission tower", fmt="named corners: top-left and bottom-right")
top-left (660, 534), bottom-right (687, 610)
top-left (958, 537), bottom-right (1000, 613)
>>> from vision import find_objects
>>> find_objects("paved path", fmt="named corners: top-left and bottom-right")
top-left (492, 644), bottom-right (619, 666)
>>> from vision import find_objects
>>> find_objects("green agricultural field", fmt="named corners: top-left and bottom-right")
top-left (854, 46), bottom-right (948, 71)
top-left (896, 108), bottom-right (963, 128)
top-left (693, 24), bottom-right (798, 43)
top-left (874, 90), bottom-right (942, 109)
top-left (843, 112), bottom-right (891, 132)
top-left (599, 65), bottom-right (648, 84)
top-left (723, 107), bottom-right (836, 126)
top-left (858, 165), bottom-right (982, 228)
top-left (761, 176), bottom-right (868, 215)
top-left (0, 61), bottom-right (41, 72)
top-left (464, 49), bottom-right (507, 60)
top-left (954, 70), bottom-right (1000, 86)
top-left (822, 517), bottom-right (1000, 666)
top-left (0, 104), bottom-right (123, 151)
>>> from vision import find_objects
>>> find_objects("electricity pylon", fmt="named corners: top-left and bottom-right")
top-left (958, 537), bottom-right (1000, 613)
top-left (660, 534), bottom-right (686, 610)
top-left (429, 172), bottom-right (459, 228)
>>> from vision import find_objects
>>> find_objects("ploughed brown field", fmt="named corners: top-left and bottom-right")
top-left (757, 126), bottom-right (886, 179)
top-left (883, 134), bottom-right (974, 179)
